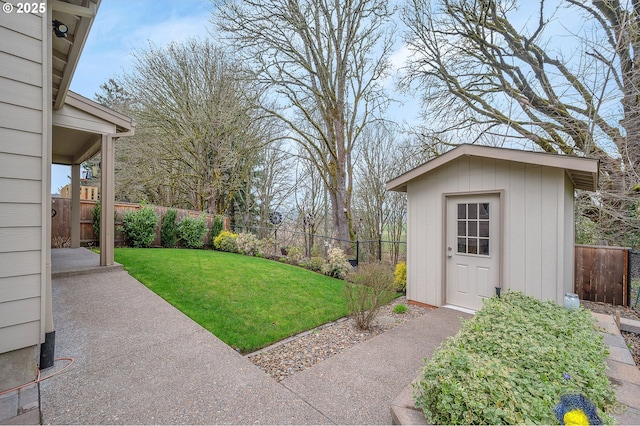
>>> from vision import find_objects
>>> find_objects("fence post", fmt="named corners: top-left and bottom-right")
top-left (378, 233), bottom-right (382, 262)
top-left (356, 240), bottom-right (359, 267)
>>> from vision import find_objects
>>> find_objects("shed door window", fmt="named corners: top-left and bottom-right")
top-left (457, 202), bottom-right (490, 255)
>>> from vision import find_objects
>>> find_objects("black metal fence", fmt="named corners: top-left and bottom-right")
top-left (631, 250), bottom-right (640, 308)
top-left (231, 225), bottom-right (406, 266)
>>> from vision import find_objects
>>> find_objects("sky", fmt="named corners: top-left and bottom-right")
top-left (51, 0), bottom-right (579, 194)
top-left (52, 0), bottom-right (213, 193)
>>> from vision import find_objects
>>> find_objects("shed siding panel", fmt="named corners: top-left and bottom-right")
top-left (0, 321), bottom-right (40, 353)
top-left (0, 227), bottom-right (41, 252)
top-left (0, 203), bottom-right (41, 227)
top-left (0, 274), bottom-right (40, 303)
top-left (468, 156), bottom-right (483, 192)
top-left (408, 179), bottom-right (431, 304)
top-left (540, 169), bottom-right (560, 301)
top-left (0, 128), bottom-right (42, 157)
top-left (494, 160), bottom-right (511, 289)
top-left (482, 158), bottom-right (497, 189)
top-left (563, 175), bottom-right (575, 296)
top-left (507, 164), bottom-right (526, 293)
top-left (524, 167), bottom-right (543, 300)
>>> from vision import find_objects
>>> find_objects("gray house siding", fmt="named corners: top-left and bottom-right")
top-left (0, 2), bottom-right (49, 389)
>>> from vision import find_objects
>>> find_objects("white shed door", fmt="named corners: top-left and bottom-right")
top-left (446, 195), bottom-right (500, 311)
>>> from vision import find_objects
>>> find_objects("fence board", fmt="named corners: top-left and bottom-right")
top-left (51, 197), bottom-right (222, 248)
top-left (574, 245), bottom-right (628, 306)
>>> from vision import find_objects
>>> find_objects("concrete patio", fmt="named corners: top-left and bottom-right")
top-left (38, 248), bottom-right (469, 424)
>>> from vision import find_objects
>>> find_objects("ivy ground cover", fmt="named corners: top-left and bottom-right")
top-left (114, 248), bottom-right (348, 353)
top-left (413, 291), bottom-right (616, 425)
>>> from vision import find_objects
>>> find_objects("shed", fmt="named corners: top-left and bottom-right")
top-left (386, 144), bottom-right (599, 311)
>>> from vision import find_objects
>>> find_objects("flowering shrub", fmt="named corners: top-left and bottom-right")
top-left (236, 232), bottom-right (261, 256)
top-left (394, 261), bottom-right (407, 292)
top-left (213, 230), bottom-right (238, 253)
top-left (177, 215), bottom-right (207, 249)
top-left (322, 247), bottom-right (351, 279)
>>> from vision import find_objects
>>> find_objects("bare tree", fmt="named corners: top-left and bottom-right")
top-left (213, 0), bottom-right (396, 251)
top-left (118, 39), bottom-right (268, 214)
top-left (247, 140), bottom-right (297, 234)
top-left (353, 124), bottom-right (432, 263)
top-left (401, 0), bottom-right (640, 246)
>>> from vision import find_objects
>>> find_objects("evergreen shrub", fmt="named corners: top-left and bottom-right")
top-left (177, 215), bottom-right (207, 249)
top-left (413, 291), bottom-right (615, 425)
top-left (160, 208), bottom-right (178, 248)
top-left (210, 215), bottom-right (224, 245)
top-left (121, 206), bottom-right (158, 248)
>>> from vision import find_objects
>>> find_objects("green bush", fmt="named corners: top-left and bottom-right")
top-left (287, 245), bottom-right (305, 263)
top-left (91, 202), bottom-right (101, 240)
top-left (213, 230), bottom-right (238, 253)
top-left (236, 232), bottom-right (261, 256)
top-left (304, 256), bottom-right (326, 273)
top-left (394, 261), bottom-right (407, 292)
top-left (91, 201), bottom-right (120, 244)
top-left (121, 206), bottom-right (159, 248)
top-left (344, 262), bottom-right (395, 330)
top-left (177, 215), bottom-right (207, 249)
top-left (210, 215), bottom-right (224, 245)
top-left (413, 291), bottom-right (616, 425)
top-left (160, 209), bottom-right (178, 248)
top-left (393, 304), bottom-right (408, 314)
top-left (322, 247), bottom-right (351, 279)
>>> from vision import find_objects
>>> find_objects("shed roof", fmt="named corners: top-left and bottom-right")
top-left (386, 144), bottom-right (599, 192)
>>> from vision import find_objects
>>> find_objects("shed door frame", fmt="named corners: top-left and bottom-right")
top-left (441, 190), bottom-right (504, 308)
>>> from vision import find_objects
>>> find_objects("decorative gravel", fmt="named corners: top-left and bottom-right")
top-left (247, 296), bottom-right (433, 382)
top-left (248, 297), bottom-right (640, 382)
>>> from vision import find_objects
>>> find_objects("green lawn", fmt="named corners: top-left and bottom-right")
top-left (114, 248), bottom-right (349, 353)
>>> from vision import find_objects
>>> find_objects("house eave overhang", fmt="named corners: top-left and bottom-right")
top-left (52, 91), bottom-right (136, 165)
top-left (51, 0), bottom-right (101, 110)
top-left (386, 144), bottom-right (599, 192)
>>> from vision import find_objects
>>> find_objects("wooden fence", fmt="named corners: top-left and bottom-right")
top-left (51, 197), bottom-right (224, 248)
top-left (574, 245), bottom-right (630, 306)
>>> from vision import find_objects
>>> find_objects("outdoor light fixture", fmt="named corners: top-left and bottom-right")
top-left (52, 20), bottom-right (68, 38)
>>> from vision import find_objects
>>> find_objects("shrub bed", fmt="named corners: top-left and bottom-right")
top-left (413, 291), bottom-right (616, 425)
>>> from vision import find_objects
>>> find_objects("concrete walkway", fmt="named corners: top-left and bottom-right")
top-left (40, 248), bottom-right (468, 424)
